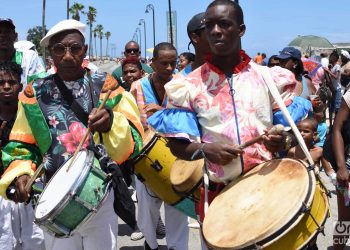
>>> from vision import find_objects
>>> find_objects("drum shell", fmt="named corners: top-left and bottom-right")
top-left (133, 133), bottom-right (198, 218)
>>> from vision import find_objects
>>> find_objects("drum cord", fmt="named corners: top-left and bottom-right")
top-left (301, 202), bottom-right (325, 236)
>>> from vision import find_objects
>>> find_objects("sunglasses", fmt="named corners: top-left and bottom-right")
top-left (50, 43), bottom-right (84, 57)
top-left (0, 79), bottom-right (19, 85)
top-left (125, 48), bottom-right (140, 54)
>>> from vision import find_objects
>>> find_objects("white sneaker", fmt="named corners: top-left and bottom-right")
top-left (130, 229), bottom-right (144, 241)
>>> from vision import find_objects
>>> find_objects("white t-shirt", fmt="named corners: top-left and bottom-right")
top-left (331, 64), bottom-right (341, 89)
top-left (321, 57), bottom-right (329, 68)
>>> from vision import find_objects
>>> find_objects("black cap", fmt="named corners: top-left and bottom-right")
top-left (187, 12), bottom-right (205, 50)
top-left (0, 18), bottom-right (15, 29)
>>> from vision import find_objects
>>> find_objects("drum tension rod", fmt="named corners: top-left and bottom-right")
top-left (253, 243), bottom-right (263, 250)
top-left (301, 202), bottom-right (325, 236)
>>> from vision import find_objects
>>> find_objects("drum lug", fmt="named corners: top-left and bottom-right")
top-left (253, 243), bottom-right (263, 250)
top-left (151, 160), bottom-right (163, 172)
top-left (74, 195), bottom-right (97, 212)
top-left (302, 202), bottom-right (325, 235)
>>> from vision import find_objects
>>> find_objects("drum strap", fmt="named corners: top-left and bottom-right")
top-left (53, 74), bottom-right (89, 127)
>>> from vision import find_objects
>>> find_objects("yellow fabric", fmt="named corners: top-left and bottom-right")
top-left (94, 91), bottom-right (143, 164)
top-left (0, 160), bottom-right (34, 199)
top-left (9, 103), bottom-right (37, 144)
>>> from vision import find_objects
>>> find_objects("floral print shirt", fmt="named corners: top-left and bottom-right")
top-left (33, 73), bottom-right (102, 177)
top-left (164, 60), bottom-right (296, 183)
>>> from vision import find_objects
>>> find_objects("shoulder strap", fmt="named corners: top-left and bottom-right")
top-left (53, 74), bottom-right (89, 127)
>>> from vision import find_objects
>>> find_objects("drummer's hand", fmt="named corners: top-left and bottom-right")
top-left (336, 167), bottom-right (349, 188)
top-left (203, 143), bottom-right (243, 165)
top-left (144, 103), bottom-right (164, 117)
top-left (262, 129), bottom-right (285, 153)
top-left (13, 175), bottom-right (31, 203)
top-left (88, 108), bottom-right (111, 132)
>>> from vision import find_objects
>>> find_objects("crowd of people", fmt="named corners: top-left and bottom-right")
top-left (0, 0), bottom-right (350, 249)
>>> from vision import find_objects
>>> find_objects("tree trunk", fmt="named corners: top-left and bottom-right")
top-left (100, 38), bottom-right (102, 61)
top-left (105, 38), bottom-right (109, 59)
top-left (89, 23), bottom-right (92, 59)
top-left (42, 0), bottom-right (46, 59)
top-left (94, 37), bottom-right (97, 60)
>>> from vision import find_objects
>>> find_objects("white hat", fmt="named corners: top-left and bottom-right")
top-left (341, 50), bottom-right (350, 60)
top-left (40, 19), bottom-right (86, 47)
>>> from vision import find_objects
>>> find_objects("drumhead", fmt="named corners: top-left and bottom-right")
top-left (35, 151), bottom-right (90, 220)
top-left (170, 159), bottom-right (204, 194)
top-left (203, 158), bottom-right (313, 249)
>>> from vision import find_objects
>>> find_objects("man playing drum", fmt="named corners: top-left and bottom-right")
top-left (149, 0), bottom-right (298, 223)
top-left (0, 19), bottom-right (143, 250)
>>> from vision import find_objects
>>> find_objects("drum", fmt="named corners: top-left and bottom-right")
top-left (202, 158), bottom-right (329, 250)
top-left (35, 150), bottom-right (110, 237)
top-left (170, 158), bottom-right (204, 201)
top-left (133, 130), bottom-right (197, 218)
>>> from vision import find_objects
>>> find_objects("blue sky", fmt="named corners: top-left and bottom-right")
top-left (1, 0), bottom-right (349, 58)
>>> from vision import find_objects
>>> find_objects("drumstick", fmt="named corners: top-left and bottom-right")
top-left (239, 124), bottom-right (285, 149)
top-left (25, 162), bottom-right (45, 193)
top-left (66, 89), bottom-right (112, 172)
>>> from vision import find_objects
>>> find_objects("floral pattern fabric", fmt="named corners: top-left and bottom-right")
top-left (163, 60), bottom-right (296, 183)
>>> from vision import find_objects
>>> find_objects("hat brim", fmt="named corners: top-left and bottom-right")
top-left (276, 54), bottom-right (292, 60)
top-left (40, 29), bottom-right (85, 48)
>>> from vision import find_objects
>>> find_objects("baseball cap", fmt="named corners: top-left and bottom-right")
top-left (40, 19), bottom-right (86, 47)
top-left (276, 47), bottom-right (302, 60)
top-left (187, 12), bottom-right (205, 49)
top-left (0, 18), bottom-right (15, 29)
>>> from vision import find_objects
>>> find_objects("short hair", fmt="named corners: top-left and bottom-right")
top-left (300, 117), bottom-right (318, 132)
top-left (153, 42), bottom-right (177, 58)
top-left (121, 56), bottom-right (142, 70)
top-left (0, 61), bottom-right (22, 82)
top-left (179, 52), bottom-right (195, 63)
top-left (125, 41), bottom-right (140, 50)
top-left (267, 55), bottom-right (278, 67)
top-left (206, 0), bottom-right (244, 25)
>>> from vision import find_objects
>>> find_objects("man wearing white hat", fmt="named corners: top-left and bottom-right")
top-left (0, 19), bottom-right (143, 250)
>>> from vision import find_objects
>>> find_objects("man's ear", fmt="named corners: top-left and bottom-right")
top-left (190, 33), bottom-right (200, 45)
top-left (239, 24), bottom-right (246, 38)
top-left (84, 44), bottom-right (88, 56)
top-left (141, 69), bottom-right (145, 76)
top-left (14, 32), bottom-right (18, 41)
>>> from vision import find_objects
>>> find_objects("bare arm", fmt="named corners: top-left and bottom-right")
top-left (332, 99), bottom-right (350, 186)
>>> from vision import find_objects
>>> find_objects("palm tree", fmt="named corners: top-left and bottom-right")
top-left (105, 31), bottom-right (111, 59)
top-left (69, 2), bottom-right (85, 21)
top-left (95, 24), bottom-right (103, 61)
top-left (84, 6), bottom-right (97, 59)
top-left (93, 28), bottom-right (98, 60)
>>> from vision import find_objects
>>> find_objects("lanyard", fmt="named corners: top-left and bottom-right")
top-left (228, 75), bottom-right (244, 174)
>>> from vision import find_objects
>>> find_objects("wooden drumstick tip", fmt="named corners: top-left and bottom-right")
top-left (239, 124), bottom-right (285, 149)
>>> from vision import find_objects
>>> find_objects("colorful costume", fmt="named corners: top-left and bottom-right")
top-left (12, 49), bottom-right (47, 87)
top-left (149, 53), bottom-right (298, 184)
top-left (0, 72), bottom-right (143, 250)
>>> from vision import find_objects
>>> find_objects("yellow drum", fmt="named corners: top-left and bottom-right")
top-left (133, 130), bottom-right (179, 204)
top-left (133, 130), bottom-right (199, 218)
top-left (202, 158), bottom-right (329, 250)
